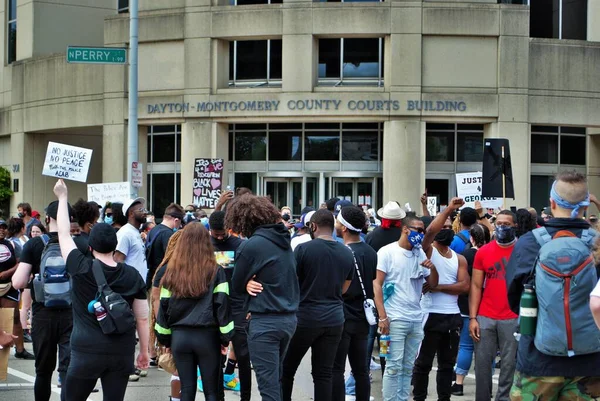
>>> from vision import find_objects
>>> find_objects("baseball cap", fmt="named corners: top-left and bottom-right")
top-left (0, 219), bottom-right (6, 227)
top-left (121, 197), bottom-right (146, 217)
top-left (89, 223), bottom-right (118, 253)
top-left (334, 200), bottom-right (354, 216)
top-left (32, 210), bottom-right (41, 219)
top-left (294, 211), bottom-right (316, 229)
top-left (45, 201), bottom-right (74, 220)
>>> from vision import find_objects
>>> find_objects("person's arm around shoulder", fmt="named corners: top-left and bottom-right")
top-left (53, 179), bottom-right (77, 262)
top-left (431, 253), bottom-right (470, 295)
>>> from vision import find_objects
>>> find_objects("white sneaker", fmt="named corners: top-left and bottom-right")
top-left (345, 396), bottom-right (356, 401)
top-left (370, 397), bottom-right (375, 401)
top-left (370, 360), bottom-right (381, 371)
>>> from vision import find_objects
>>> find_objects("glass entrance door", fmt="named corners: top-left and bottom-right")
top-left (263, 176), bottom-right (319, 216)
top-left (332, 178), bottom-right (375, 208)
top-left (265, 180), bottom-right (288, 211)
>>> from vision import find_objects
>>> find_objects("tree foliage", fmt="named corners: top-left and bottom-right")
top-left (0, 166), bottom-right (13, 202)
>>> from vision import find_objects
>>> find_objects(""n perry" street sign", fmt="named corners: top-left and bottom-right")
top-left (66, 46), bottom-right (127, 65)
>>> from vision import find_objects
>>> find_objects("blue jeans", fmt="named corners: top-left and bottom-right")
top-left (382, 320), bottom-right (424, 401)
top-left (345, 324), bottom-right (377, 395)
top-left (454, 316), bottom-right (474, 376)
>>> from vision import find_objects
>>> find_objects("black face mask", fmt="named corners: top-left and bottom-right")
top-left (435, 229), bottom-right (455, 246)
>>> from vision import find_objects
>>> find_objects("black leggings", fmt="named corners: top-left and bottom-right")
top-left (231, 324), bottom-right (252, 401)
top-left (172, 327), bottom-right (222, 401)
top-left (64, 350), bottom-right (133, 401)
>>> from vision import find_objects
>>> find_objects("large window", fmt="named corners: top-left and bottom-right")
top-left (530, 0), bottom-right (587, 40)
top-left (229, 40), bottom-right (282, 87)
top-left (147, 125), bottom-right (181, 216)
top-left (530, 125), bottom-right (586, 166)
top-left (7, 0), bottom-right (16, 64)
top-left (117, 0), bottom-right (128, 13)
top-left (230, 123), bottom-right (382, 162)
top-left (426, 124), bottom-right (484, 162)
top-left (318, 38), bottom-right (384, 86)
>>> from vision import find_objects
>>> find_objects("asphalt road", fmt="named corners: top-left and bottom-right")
top-left (1, 342), bottom-right (496, 400)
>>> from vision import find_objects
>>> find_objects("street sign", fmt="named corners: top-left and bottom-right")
top-left (131, 162), bottom-right (143, 188)
top-left (66, 46), bottom-right (127, 64)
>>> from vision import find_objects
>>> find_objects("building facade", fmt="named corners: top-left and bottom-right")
top-left (0, 0), bottom-right (599, 216)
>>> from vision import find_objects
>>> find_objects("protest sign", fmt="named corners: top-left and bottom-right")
top-left (193, 158), bottom-right (224, 208)
top-left (42, 142), bottom-right (92, 183)
top-left (131, 162), bottom-right (143, 188)
top-left (427, 196), bottom-right (437, 216)
top-left (87, 182), bottom-right (131, 205)
top-left (456, 172), bottom-right (502, 209)
top-left (0, 308), bottom-right (14, 380)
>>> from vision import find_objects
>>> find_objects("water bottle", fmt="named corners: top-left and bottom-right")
top-left (379, 335), bottom-right (391, 358)
top-left (519, 284), bottom-right (538, 336)
top-left (93, 302), bottom-right (107, 322)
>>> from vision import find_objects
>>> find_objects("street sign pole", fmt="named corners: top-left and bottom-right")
top-left (127, 0), bottom-right (139, 198)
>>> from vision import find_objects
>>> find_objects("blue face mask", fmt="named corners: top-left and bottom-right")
top-left (407, 230), bottom-right (425, 248)
top-left (201, 217), bottom-right (209, 229)
top-left (104, 216), bottom-right (113, 225)
top-left (495, 225), bottom-right (516, 244)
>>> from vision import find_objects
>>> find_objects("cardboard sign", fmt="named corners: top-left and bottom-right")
top-left (42, 142), bottom-right (92, 182)
top-left (131, 162), bottom-right (143, 188)
top-left (193, 158), bottom-right (224, 208)
top-left (482, 138), bottom-right (514, 198)
top-left (87, 182), bottom-right (131, 205)
top-left (0, 308), bottom-right (14, 381)
top-left (427, 196), bottom-right (437, 216)
top-left (456, 172), bottom-right (502, 209)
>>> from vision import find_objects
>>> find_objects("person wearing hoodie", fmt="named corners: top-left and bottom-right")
top-left (227, 195), bottom-right (300, 401)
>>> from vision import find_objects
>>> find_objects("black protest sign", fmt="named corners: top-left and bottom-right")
top-left (482, 138), bottom-right (514, 199)
top-left (193, 158), bottom-right (224, 208)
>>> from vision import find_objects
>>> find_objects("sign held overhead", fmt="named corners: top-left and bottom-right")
top-left (42, 142), bottom-right (92, 183)
top-left (87, 182), bottom-right (131, 205)
top-left (456, 172), bottom-right (502, 209)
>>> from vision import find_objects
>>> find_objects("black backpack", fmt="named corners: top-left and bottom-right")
top-left (456, 232), bottom-right (472, 250)
top-left (92, 260), bottom-right (135, 335)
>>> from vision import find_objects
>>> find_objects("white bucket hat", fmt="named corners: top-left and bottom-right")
top-left (377, 201), bottom-right (406, 220)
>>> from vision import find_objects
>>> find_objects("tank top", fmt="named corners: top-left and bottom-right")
top-left (428, 246), bottom-right (460, 314)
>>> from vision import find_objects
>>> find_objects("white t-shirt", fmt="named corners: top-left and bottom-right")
top-left (291, 234), bottom-right (311, 251)
top-left (116, 223), bottom-right (148, 283)
top-left (377, 243), bottom-right (430, 322)
top-left (427, 247), bottom-right (460, 315)
top-left (591, 279), bottom-right (600, 297)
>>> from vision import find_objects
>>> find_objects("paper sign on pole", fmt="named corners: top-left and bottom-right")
top-left (427, 196), bottom-right (437, 216)
top-left (42, 142), bottom-right (93, 183)
top-left (193, 158), bottom-right (224, 208)
top-left (456, 172), bottom-right (502, 209)
top-left (131, 162), bottom-right (143, 188)
top-left (87, 182), bottom-right (132, 205)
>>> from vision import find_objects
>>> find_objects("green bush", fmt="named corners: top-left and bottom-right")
top-left (0, 166), bottom-right (13, 202)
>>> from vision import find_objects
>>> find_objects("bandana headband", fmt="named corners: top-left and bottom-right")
top-left (337, 211), bottom-right (362, 232)
top-left (550, 181), bottom-right (590, 219)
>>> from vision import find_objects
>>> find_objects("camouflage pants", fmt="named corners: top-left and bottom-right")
top-left (510, 371), bottom-right (600, 401)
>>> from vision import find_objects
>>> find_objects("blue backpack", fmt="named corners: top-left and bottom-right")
top-left (32, 235), bottom-right (72, 308)
top-left (532, 227), bottom-right (600, 357)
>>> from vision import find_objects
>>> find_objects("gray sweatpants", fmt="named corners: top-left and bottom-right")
top-left (473, 316), bottom-right (518, 401)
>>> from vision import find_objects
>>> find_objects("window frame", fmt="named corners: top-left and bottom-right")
top-left (318, 38), bottom-right (384, 87)
top-left (147, 125), bottom-right (182, 214)
top-left (7, 0), bottom-right (16, 64)
top-left (425, 123), bottom-right (484, 163)
top-left (529, 0), bottom-right (587, 40)
top-left (117, 0), bottom-right (129, 13)
top-left (530, 125), bottom-right (586, 167)
top-left (229, 39), bottom-right (282, 88)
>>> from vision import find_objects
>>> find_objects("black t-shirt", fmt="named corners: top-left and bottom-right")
top-left (458, 247), bottom-right (477, 316)
top-left (66, 249), bottom-right (146, 355)
top-left (212, 235), bottom-right (245, 319)
top-left (294, 239), bottom-right (354, 328)
top-left (73, 231), bottom-right (93, 260)
top-left (146, 224), bottom-right (174, 287)
top-left (365, 227), bottom-right (402, 253)
top-left (343, 242), bottom-right (378, 322)
top-left (0, 239), bottom-right (17, 283)
top-left (153, 264), bottom-right (167, 289)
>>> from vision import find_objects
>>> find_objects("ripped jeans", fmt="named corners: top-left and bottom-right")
top-left (382, 320), bottom-right (424, 401)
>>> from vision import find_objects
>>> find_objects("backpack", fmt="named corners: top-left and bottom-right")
top-left (531, 227), bottom-right (600, 357)
top-left (455, 232), bottom-right (472, 250)
top-left (91, 260), bottom-right (136, 335)
top-left (32, 236), bottom-right (72, 308)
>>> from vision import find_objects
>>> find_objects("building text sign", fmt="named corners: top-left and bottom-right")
top-left (42, 142), bottom-right (92, 183)
top-left (147, 99), bottom-right (468, 114)
top-left (193, 158), bottom-right (224, 209)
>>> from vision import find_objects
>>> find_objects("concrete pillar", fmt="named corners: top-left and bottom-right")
top-left (282, 35), bottom-right (315, 92)
top-left (102, 124), bottom-right (127, 183)
top-left (181, 121), bottom-right (228, 208)
top-left (484, 122), bottom-right (530, 209)
top-left (382, 120), bottom-right (425, 209)
top-left (587, 1), bottom-right (600, 42)
top-left (212, 40), bottom-right (230, 92)
top-left (586, 129), bottom-right (600, 213)
top-left (9, 132), bottom-right (29, 214)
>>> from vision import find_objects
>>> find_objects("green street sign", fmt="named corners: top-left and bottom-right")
top-left (66, 46), bottom-right (127, 65)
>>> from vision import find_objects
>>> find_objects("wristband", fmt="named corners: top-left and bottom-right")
top-left (469, 317), bottom-right (477, 320)
top-left (379, 317), bottom-right (389, 322)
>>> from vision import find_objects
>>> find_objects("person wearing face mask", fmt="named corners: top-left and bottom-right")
top-left (468, 210), bottom-right (518, 401)
top-left (374, 200), bottom-right (466, 401)
top-left (72, 199), bottom-right (100, 260)
top-left (102, 203), bottom-right (113, 225)
top-left (17, 202), bottom-right (41, 238)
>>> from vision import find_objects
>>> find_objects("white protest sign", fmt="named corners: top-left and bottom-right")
top-left (42, 142), bottom-right (92, 182)
top-left (427, 196), bottom-right (437, 216)
top-left (131, 162), bottom-right (143, 188)
top-left (455, 172), bottom-right (502, 209)
top-left (87, 182), bottom-right (131, 205)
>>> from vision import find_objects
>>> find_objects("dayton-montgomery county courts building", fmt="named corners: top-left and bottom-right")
top-left (0, 0), bottom-right (598, 216)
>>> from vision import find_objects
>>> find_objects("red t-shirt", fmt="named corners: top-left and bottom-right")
top-left (473, 240), bottom-right (518, 320)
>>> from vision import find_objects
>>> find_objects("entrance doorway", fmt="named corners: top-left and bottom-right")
top-left (330, 178), bottom-right (377, 208)
top-left (425, 177), bottom-right (451, 211)
top-left (262, 176), bottom-right (318, 216)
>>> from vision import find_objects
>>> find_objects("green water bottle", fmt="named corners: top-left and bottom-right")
top-left (519, 284), bottom-right (538, 336)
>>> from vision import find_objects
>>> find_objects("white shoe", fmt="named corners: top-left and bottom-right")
top-left (345, 396), bottom-right (356, 401)
top-left (370, 397), bottom-right (375, 401)
top-left (370, 360), bottom-right (381, 371)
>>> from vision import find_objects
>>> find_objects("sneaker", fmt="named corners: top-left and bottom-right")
top-left (197, 376), bottom-right (203, 392)
top-left (149, 357), bottom-right (158, 368)
top-left (369, 360), bottom-right (381, 371)
top-left (57, 376), bottom-right (62, 388)
top-left (451, 383), bottom-right (464, 396)
top-left (345, 396), bottom-right (356, 401)
top-left (138, 369), bottom-right (148, 377)
top-left (369, 398), bottom-right (375, 401)
top-left (129, 370), bottom-right (140, 382)
top-left (224, 373), bottom-right (240, 391)
top-left (23, 332), bottom-right (32, 343)
top-left (14, 349), bottom-right (35, 360)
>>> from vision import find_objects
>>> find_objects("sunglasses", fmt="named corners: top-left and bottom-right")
top-left (105, 213), bottom-right (113, 218)
top-left (407, 225), bottom-right (425, 234)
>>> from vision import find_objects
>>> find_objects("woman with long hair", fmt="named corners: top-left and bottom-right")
top-left (452, 224), bottom-right (491, 396)
top-left (516, 208), bottom-right (537, 238)
top-left (155, 223), bottom-right (233, 401)
top-left (227, 194), bottom-right (300, 401)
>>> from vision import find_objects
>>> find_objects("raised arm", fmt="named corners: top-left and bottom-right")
top-left (422, 197), bottom-right (465, 254)
top-left (53, 179), bottom-right (77, 261)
